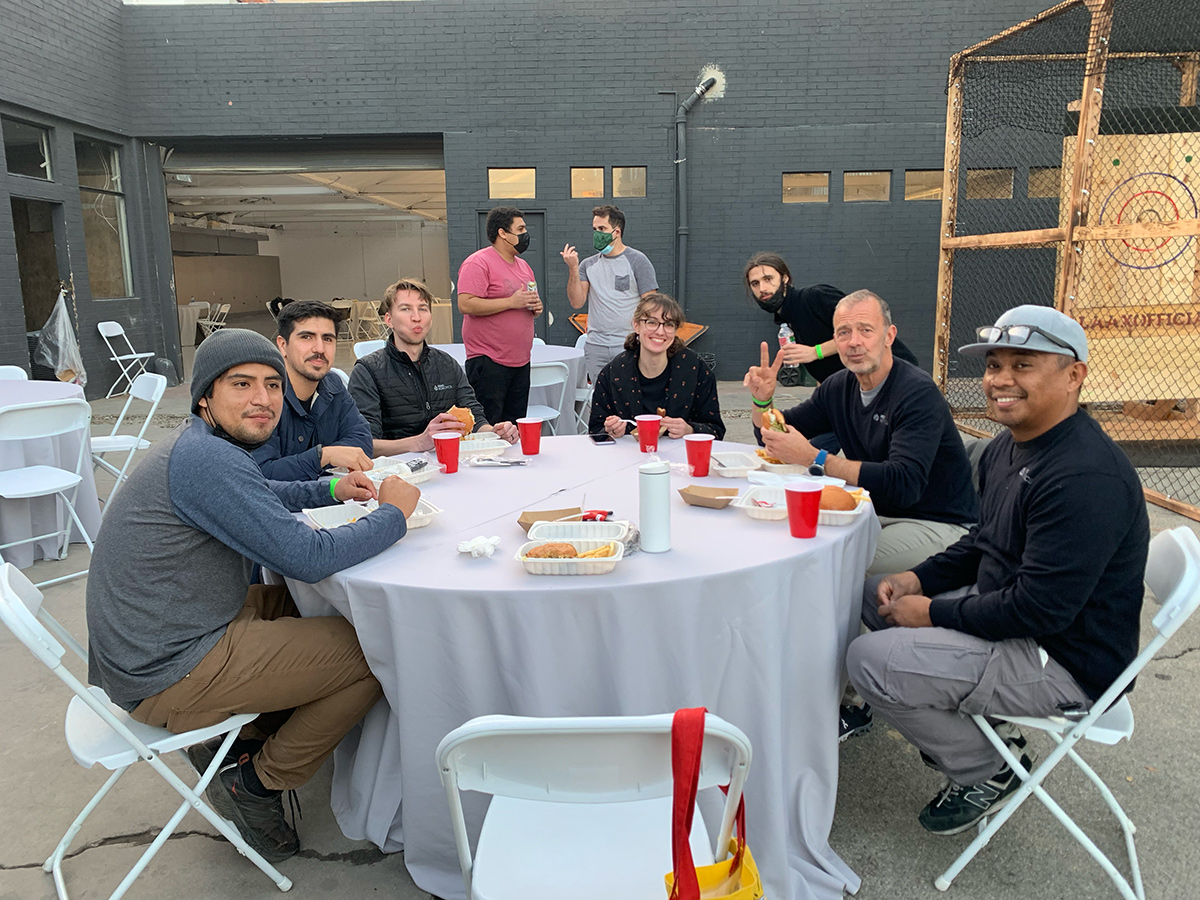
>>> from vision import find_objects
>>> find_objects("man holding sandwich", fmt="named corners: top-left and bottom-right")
top-left (349, 278), bottom-right (518, 455)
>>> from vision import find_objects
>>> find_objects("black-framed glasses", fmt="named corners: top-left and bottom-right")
top-left (636, 317), bottom-right (678, 333)
top-left (975, 324), bottom-right (1078, 360)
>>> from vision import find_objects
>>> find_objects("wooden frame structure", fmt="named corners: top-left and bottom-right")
top-left (934, 0), bottom-right (1200, 521)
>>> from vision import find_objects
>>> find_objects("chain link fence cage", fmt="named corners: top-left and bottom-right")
top-left (934, 0), bottom-right (1200, 520)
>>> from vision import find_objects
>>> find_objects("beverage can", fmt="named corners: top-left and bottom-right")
top-left (526, 281), bottom-right (538, 294)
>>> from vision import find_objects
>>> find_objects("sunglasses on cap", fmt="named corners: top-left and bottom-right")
top-left (975, 324), bottom-right (1079, 361)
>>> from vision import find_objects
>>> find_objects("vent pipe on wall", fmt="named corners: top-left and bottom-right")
top-left (674, 75), bottom-right (717, 311)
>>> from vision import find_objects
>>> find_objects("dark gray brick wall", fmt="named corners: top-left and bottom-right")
top-left (120, 0), bottom-right (1048, 378)
top-left (3, 0), bottom-right (1054, 388)
top-left (0, 0), bottom-right (128, 134)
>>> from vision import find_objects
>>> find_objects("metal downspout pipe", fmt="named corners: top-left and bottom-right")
top-left (674, 76), bottom-right (717, 309)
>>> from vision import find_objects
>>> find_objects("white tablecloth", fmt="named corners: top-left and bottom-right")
top-left (0, 381), bottom-right (102, 567)
top-left (432, 343), bottom-right (587, 434)
top-left (287, 435), bottom-right (879, 900)
top-left (177, 303), bottom-right (206, 347)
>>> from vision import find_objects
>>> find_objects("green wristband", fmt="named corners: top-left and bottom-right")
top-left (815, 344), bottom-right (824, 360)
top-left (752, 395), bottom-right (774, 409)
top-left (329, 477), bottom-right (340, 499)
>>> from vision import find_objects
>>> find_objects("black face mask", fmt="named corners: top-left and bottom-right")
top-left (512, 232), bottom-right (531, 255)
top-left (755, 282), bottom-right (788, 315)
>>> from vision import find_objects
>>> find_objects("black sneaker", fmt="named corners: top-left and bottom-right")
top-left (839, 703), bottom-right (873, 742)
top-left (917, 752), bottom-right (1034, 835)
top-left (186, 736), bottom-right (223, 777)
top-left (205, 761), bottom-right (299, 863)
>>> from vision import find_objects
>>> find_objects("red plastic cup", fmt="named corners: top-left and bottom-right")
top-left (635, 415), bottom-right (662, 453)
top-left (432, 431), bottom-right (461, 474)
top-left (684, 433), bottom-right (715, 477)
top-left (784, 481), bottom-right (823, 538)
top-left (517, 417), bottom-right (542, 455)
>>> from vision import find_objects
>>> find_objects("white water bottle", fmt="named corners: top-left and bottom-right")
top-left (639, 461), bottom-right (671, 553)
top-left (778, 323), bottom-right (799, 368)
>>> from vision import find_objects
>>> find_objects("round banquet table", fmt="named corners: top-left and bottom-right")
top-left (431, 342), bottom-right (586, 434)
top-left (177, 303), bottom-right (207, 348)
top-left (285, 435), bottom-right (879, 900)
top-left (0, 380), bottom-right (102, 568)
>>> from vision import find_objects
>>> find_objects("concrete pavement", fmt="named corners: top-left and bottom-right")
top-left (2, 319), bottom-right (1198, 899)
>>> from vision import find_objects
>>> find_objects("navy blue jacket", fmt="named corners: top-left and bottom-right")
top-left (252, 372), bottom-right (374, 481)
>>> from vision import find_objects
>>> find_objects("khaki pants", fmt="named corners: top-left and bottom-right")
top-left (131, 585), bottom-right (382, 791)
top-left (869, 516), bottom-right (970, 577)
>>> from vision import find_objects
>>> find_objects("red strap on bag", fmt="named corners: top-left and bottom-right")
top-left (669, 707), bottom-right (748, 900)
top-left (669, 707), bottom-right (706, 900)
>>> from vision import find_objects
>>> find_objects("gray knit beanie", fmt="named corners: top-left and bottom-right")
top-left (190, 328), bottom-right (286, 412)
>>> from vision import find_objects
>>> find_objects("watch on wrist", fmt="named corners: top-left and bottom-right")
top-left (808, 448), bottom-right (828, 477)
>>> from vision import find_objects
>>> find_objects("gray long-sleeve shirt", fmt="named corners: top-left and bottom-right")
top-left (86, 416), bottom-right (408, 707)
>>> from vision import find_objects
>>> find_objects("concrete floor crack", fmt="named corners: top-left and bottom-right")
top-left (1154, 644), bottom-right (1199, 661)
top-left (0, 828), bottom-right (389, 870)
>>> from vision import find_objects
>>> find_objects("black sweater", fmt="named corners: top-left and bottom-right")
top-left (916, 410), bottom-right (1149, 701)
top-left (770, 283), bottom-right (920, 382)
top-left (588, 346), bottom-right (726, 439)
top-left (777, 361), bottom-right (977, 524)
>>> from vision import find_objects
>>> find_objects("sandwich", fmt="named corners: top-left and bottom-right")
top-left (525, 542), bottom-right (578, 559)
top-left (819, 485), bottom-right (858, 511)
top-left (446, 405), bottom-right (475, 433)
top-left (761, 407), bottom-right (787, 432)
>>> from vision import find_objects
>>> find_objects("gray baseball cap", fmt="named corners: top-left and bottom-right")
top-left (958, 304), bottom-right (1088, 363)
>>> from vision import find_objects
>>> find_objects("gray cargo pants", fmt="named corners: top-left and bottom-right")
top-left (846, 576), bottom-right (1092, 785)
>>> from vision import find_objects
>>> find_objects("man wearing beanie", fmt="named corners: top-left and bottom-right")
top-left (846, 305), bottom-right (1149, 836)
top-left (86, 328), bottom-right (422, 865)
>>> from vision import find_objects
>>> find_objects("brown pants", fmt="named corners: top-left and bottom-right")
top-left (131, 585), bottom-right (382, 791)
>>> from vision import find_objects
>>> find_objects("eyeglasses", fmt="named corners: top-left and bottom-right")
top-left (636, 318), bottom-right (678, 333)
top-left (975, 324), bottom-right (1078, 360)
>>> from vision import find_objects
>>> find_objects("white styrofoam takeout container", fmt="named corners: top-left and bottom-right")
top-left (527, 520), bottom-right (631, 542)
top-left (515, 539), bottom-right (625, 575)
top-left (304, 497), bottom-right (442, 529)
top-left (710, 452), bottom-right (763, 478)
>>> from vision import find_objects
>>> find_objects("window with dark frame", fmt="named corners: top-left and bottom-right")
top-left (843, 171), bottom-right (891, 202)
top-left (75, 137), bottom-right (133, 298)
top-left (2, 118), bottom-right (52, 180)
top-left (488, 168), bottom-right (536, 199)
top-left (904, 170), bottom-right (943, 201)
top-left (782, 172), bottom-right (830, 203)
top-left (571, 167), bottom-right (604, 199)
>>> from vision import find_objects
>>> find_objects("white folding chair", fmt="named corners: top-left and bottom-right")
top-left (0, 564), bottom-right (292, 900)
top-left (353, 339), bottom-right (387, 360)
top-left (532, 336), bottom-right (546, 346)
top-left (0, 364), bottom-right (28, 380)
top-left (97, 322), bottom-right (154, 399)
top-left (198, 303), bottom-right (230, 338)
top-left (355, 301), bottom-right (386, 340)
top-left (935, 526), bottom-right (1200, 900)
top-left (0, 398), bottom-right (95, 589)
top-left (526, 361), bottom-right (570, 435)
top-left (437, 713), bottom-right (751, 900)
top-left (330, 367), bottom-right (351, 388)
top-left (90, 372), bottom-right (167, 508)
top-left (573, 332), bottom-right (592, 432)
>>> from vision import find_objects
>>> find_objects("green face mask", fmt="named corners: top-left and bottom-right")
top-left (593, 229), bottom-right (616, 254)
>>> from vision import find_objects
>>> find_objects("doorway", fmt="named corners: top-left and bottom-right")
top-left (475, 210), bottom-right (559, 343)
top-left (11, 197), bottom-right (63, 332)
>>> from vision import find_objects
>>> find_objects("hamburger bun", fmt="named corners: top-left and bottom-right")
top-left (525, 542), bottom-right (578, 559)
top-left (446, 405), bottom-right (475, 433)
top-left (761, 407), bottom-right (787, 432)
top-left (819, 485), bottom-right (858, 511)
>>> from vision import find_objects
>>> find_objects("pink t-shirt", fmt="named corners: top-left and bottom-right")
top-left (457, 246), bottom-right (536, 367)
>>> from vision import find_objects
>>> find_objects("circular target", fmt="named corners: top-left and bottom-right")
top-left (1098, 172), bottom-right (1197, 270)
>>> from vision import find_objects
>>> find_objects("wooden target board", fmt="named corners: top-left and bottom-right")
top-left (1058, 124), bottom-right (1200, 426)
